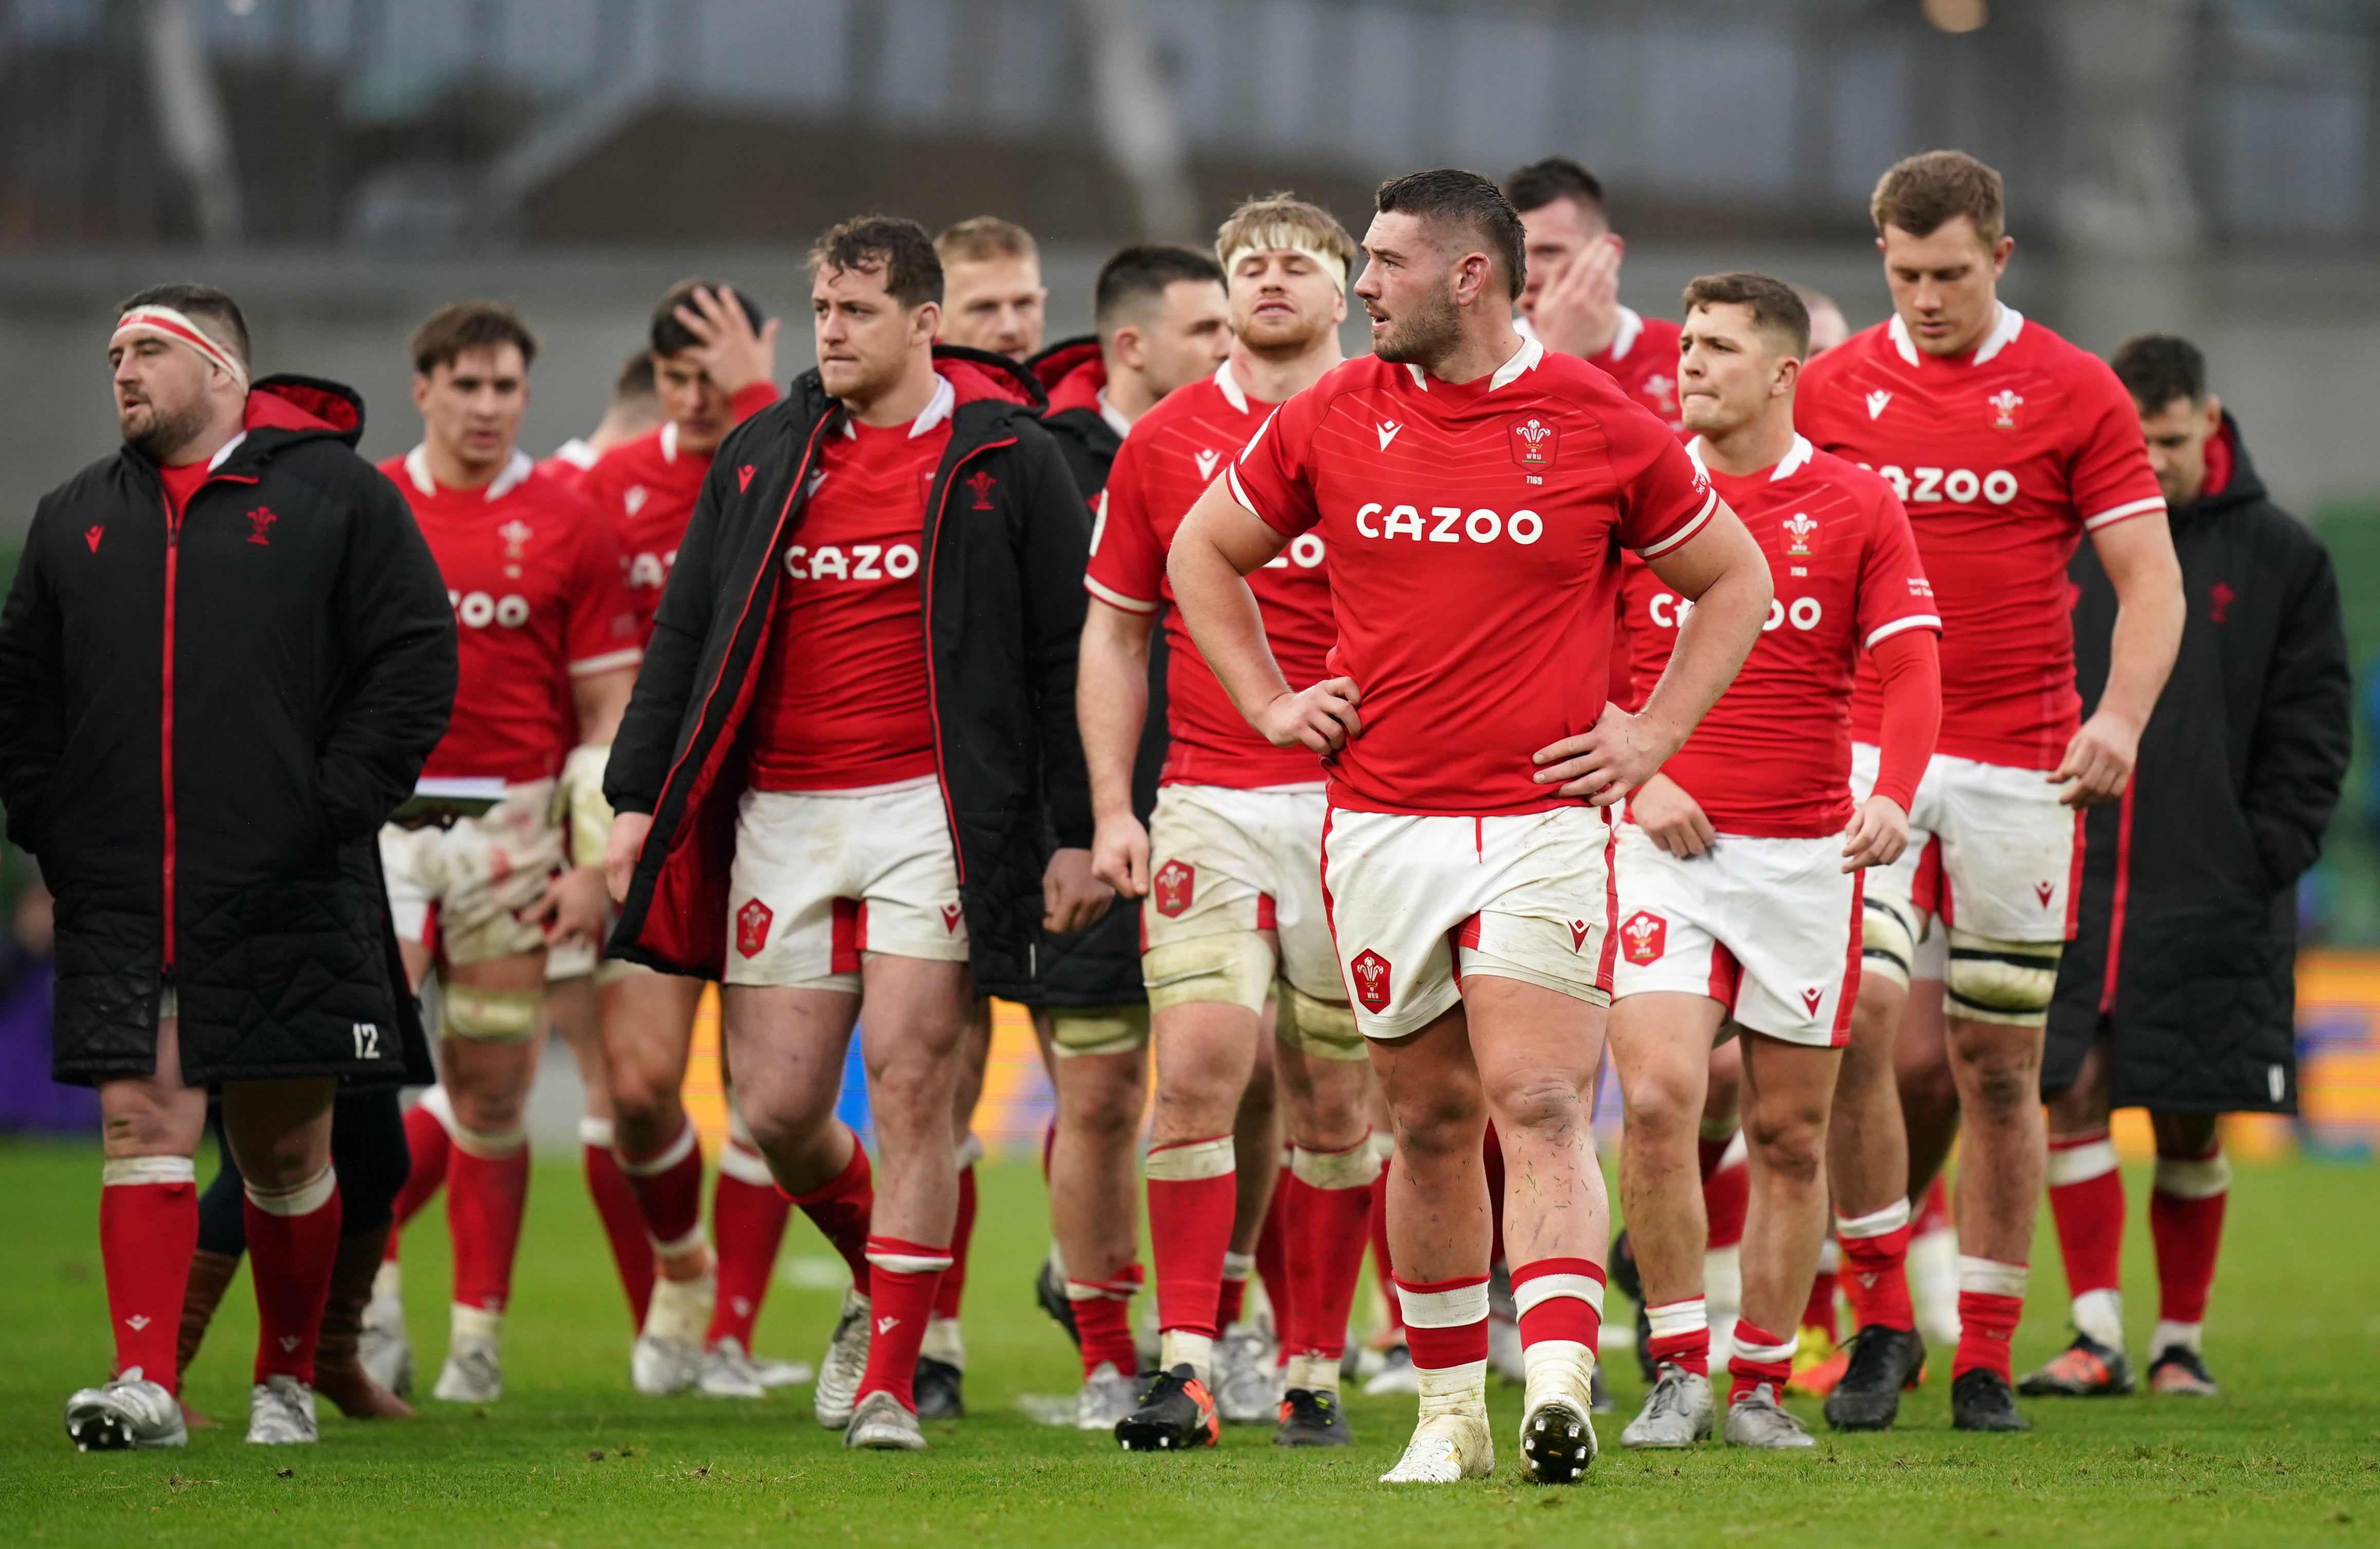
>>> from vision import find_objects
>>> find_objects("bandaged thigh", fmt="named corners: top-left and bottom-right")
top-left (1943, 928), bottom-right (2061, 1026)
top-left (1144, 931), bottom-right (1276, 1015)
top-left (441, 982), bottom-right (544, 1042)
top-left (1273, 978), bottom-right (1364, 1061)
top-left (1049, 1002), bottom-right (1152, 1058)
top-left (1860, 894), bottom-right (1922, 990)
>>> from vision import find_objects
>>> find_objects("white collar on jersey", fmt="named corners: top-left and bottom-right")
top-left (403, 444), bottom-right (533, 500)
top-left (660, 420), bottom-right (679, 463)
top-left (1682, 433), bottom-right (1812, 481)
top-left (1888, 303), bottom-right (2024, 367)
top-left (1214, 358), bottom-right (1249, 413)
top-left (1606, 303), bottom-right (1645, 362)
top-left (842, 371), bottom-right (956, 440)
top-left (1095, 386), bottom-right (1135, 440)
top-left (550, 436), bottom-right (598, 471)
top-left (1402, 334), bottom-right (1545, 394)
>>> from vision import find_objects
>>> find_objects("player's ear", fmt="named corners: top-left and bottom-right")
top-left (914, 300), bottom-right (941, 345)
top-left (2202, 394), bottom-right (2222, 436)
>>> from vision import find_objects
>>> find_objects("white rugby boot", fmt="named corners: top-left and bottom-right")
top-left (64, 1370), bottom-right (186, 1451)
top-left (1213, 1322), bottom-right (1281, 1424)
top-left (359, 1260), bottom-right (412, 1396)
top-left (1724, 1380), bottom-right (1816, 1448)
top-left (697, 1336), bottom-right (768, 1399)
top-left (1073, 1361), bottom-right (1140, 1431)
top-left (631, 1273), bottom-right (711, 1396)
top-left (432, 1307), bottom-right (504, 1403)
top-left (843, 1389), bottom-right (927, 1451)
top-left (1518, 1339), bottom-right (1600, 1483)
top-left (750, 1352), bottom-right (813, 1388)
top-left (1379, 1357), bottom-right (1494, 1483)
top-left (813, 1288), bottom-right (872, 1429)
top-left (246, 1375), bottom-right (319, 1444)
top-left (1621, 1361), bottom-right (1715, 1449)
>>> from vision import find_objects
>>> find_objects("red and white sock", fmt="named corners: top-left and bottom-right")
top-left (1953, 1256), bottom-right (2028, 1383)
top-left (926, 1138), bottom-right (981, 1364)
top-left (1512, 1257), bottom-right (1605, 1393)
top-left (1254, 1147), bottom-right (1291, 1330)
top-left (2150, 1144), bottom-right (2229, 1355)
top-left (2046, 1129), bottom-right (2126, 1348)
top-left (616, 1117), bottom-right (705, 1264)
top-left (100, 1155), bottom-right (198, 1391)
top-left (1396, 1273), bottom-right (1491, 1416)
top-left (707, 1126), bottom-right (790, 1352)
top-left (856, 1235), bottom-right (951, 1413)
top-left (245, 1164), bottom-right (342, 1385)
top-left (1703, 1130), bottom-right (1749, 1253)
top-left (1146, 1135), bottom-right (1235, 1378)
top-left (1645, 1296), bottom-right (1710, 1377)
top-left (1067, 1263), bottom-right (1144, 1379)
top-left (1282, 1136), bottom-right (1381, 1394)
top-left (447, 1119), bottom-right (529, 1323)
top-left (1801, 1237), bottom-right (1840, 1341)
top-left (388, 1087), bottom-right (454, 1245)
top-left (579, 1117), bottom-right (655, 1331)
top-left (1727, 1318), bottom-right (1797, 1404)
top-left (786, 1127), bottom-right (874, 1296)
top-left (1835, 1197), bottom-right (1916, 1332)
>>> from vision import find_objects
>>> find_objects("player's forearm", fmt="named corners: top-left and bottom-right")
top-left (2097, 577), bottom-right (2184, 733)
top-left (1640, 562), bottom-right (1769, 757)
top-left (1078, 612), bottom-right (1152, 823)
top-left (1170, 533), bottom-right (1292, 731)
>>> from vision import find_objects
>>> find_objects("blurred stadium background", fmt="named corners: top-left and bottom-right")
top-left (0, 0), bottom-right (2374, 1157)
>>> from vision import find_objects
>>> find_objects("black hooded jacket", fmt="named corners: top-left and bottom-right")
top-left (0, 377), bottom-right (456, 1086)
top-left (603, 347), bottom-right (1094, 999)
top-left (2046, 415), bottom-right (2351, 1112)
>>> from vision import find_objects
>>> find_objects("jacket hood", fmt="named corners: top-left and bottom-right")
top-left (2177, 410), bottom-right (2269, 524)
top-left (931, 343), bottom-right (1048, 414)
top-left (1028, 336), bottom-right (1106, 417)
top-left (244, 374), bottom-right (366, 448)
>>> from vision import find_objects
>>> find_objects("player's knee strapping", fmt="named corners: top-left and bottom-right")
top-left (1048, 1002), bottom-right (1151, 1058)
top-left (1142, 933), bottom-right (1273, 1014)
top-left (1860, 895), bottom-right (1920, 989)
top-left (1273, 979), bottom-right (1363, 1061)
top-left (1943, 928), bottom-right (2062, 1026)
top-left (440, 982), bottom-right (543, 1042)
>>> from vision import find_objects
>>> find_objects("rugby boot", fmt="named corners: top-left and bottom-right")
top-left (1724, 1381), bottom-right (1815, 1449)
top-left (1035, 1258), bottom-right (1080, 1347)
top-left (844, 1389), bottom-right (927, 1451)
top-left (1213, 1325), bottom-right (1280, 1423)
top-left (2018, 1332), bottom-right (2133, 1396)
top-left (1362, 1341), bottom-right (1418, 1396)
top-left (1823, 1323), bottom-right (1925, 1431)
top-left (1949, 1367), bottom-right (2031, 1432)
top-left (697, 1336), bottom-right (768, 1399)
top-left (246, 1375), bottom-right (319, 1444)
top-left (813, 1288), bottom-right (871, 1429)
top-left (1518, 1340), bottom-right (1600, 1483)
top-left (2147, 1346), bottom-right (2219, 1397)
top-left (432, 1333), bottom-right (502, 1403)
top-left (913, 1355), bottom-right (965, 1420)
top-left (1074, 1361), bottom-right (1139, 1430)
top-left (64, 1371), bottom-right (186, 1452)
top-left (1379, 1411), bottom-right (1494, 1483)
top-left (1272, 1387), bottom-right (1352, 1447)
top-left (313, 1226), bottom-right (413, 1419)
top-left (749, 1351), bottom-right (813, 1388)
top-left (1621, 1361), bottom-right (1714, 1449)
top-left (1114, 1363), bottom-right (1220, 1452)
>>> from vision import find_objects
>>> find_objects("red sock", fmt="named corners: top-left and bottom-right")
top-left (100, 1158), bottom-right (199, 1391)
top-left (447, 1135), bottom-right (530, 1313)
top-left (1954, 1259), bottom-right (2028, 1382)
top-left (708, 1143), bottom-right (791, 1349)
top-left (1645, 1297), bottom-right (1710, 1376)
top-left (1255, 1165), bottom-right (1290, 1335)
top-left (618, 1118), bottom-right (705, 1259)
top-left (245, 1168), bottom-right (342, 1384)
top-left (2046, 1131), bottom-right (2125, 1300)
top-left (1727, 1317), bottom-right (1796, 1404)
top-left (389, 1095), bottom-right (453, 1242)
top-left (1513, 1257), bottom-right (1605, 1352)
top-left (932, 1162), bottom-right (977, 1321)
top-left (580, 1119), bottom-right (655, 1330)
top-left (787, 1129), bottom-right (873, 1296)
top-left (1367, 1166), bottom-right (1400, 1336)
top-left (1801, 1264), bottom-right (1839, 1341)
top-left (2150, 1146), bottom-right (2229, 1326)
top-left (1069, 1265), bottom-right (1144, 1377)
top-left (1697, 1127), bottom-right (1735, 1181)
top-left (1482, 1124), bottom-right (1508, 1271)
top-left (856, 1236), bottom-right (950, 1411)
top-left (1284, 1144), bottom-right (1379, 1364)
top-left (1835, 1200), bottom-right (1916, 1332)
top-left (1146, 1136), bottom-right (1235, 1338)
top-left (1217, 1255), bottom-right (1253, 1329)
top-left (1703, 1158), bottom-right (1749, 1253)
top-left (1394, 1274), bottom-right (1490, 1371)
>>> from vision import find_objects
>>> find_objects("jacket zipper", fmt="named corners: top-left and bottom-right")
top-left (920, 436), bottom-right (1018, 886)
top-left (160, 493), bottom-right (179, 974)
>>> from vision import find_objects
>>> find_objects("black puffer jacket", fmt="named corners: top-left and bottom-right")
top-left (2046, 416), bottom-right (2351, 1113)
top-left (604, 348), bottom-right (1094, 999)
top-left (0, 378), bottom-right (455, 1086)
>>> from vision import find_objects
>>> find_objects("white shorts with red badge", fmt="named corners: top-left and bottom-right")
top-left (1850, 743), bottom-right (2081, 945)
top-left (1320, 804), bottom-right (1617, 1041)
top-left (1143, 783), bottom-right (1341, 1001)
top-left (1610, 824), bottom-right (1863, 1047)
top-left (724, 776), bottom-right (969, 991)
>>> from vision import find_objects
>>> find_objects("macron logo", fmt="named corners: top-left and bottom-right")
top-left (876, 1315), bottom-right (900, 1335)
top-left (1194, 449), bottom-right (1220, 481)
top-left (737, 464), bottom-right (756, 493)
top-left (1376, 420), bottom-right (1404, 451)
top-left (1865, 390), bottom-right (1892, 420)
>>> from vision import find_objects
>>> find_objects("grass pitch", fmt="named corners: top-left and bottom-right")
top-left (2, 1139), bottom-right (2374, 1547)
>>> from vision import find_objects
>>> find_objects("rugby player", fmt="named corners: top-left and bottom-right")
top-left (1505, 157), bottom-right (1684, 427)
top-left (371, 303), bottom-right (637, 1405)
top-left (1170, 169), bottom-right (1770, 1484)
top-left (601, 215), bottom-right (1105, 1452)
top-left (1081, 197), bottom-right (1369, 1450)
top-left (540, 351), bottom-right (661, 492)
top-left (937, 216), bottom-right (1048, 360)
top-left (1605, 274), bottom-right (1940, 1452)
top-left (1797, 151), bottom-right (2183, 1432)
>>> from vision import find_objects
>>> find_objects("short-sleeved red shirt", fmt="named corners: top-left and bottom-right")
top-left (1585, 306), bottom-right (1686, 432)
top-left (745, 386), bottom-right (951, 793)
top-left (381, 449), bottom-right (641, 782)
top-left (1228, 338), bottom-right (1716, 816)
top-left (1796, 308), bottom-right (2163, 769)
top-left (1619, 437), bottom-right (1939, 837)
top-left (1084, 361), bottom-right (1334, 789)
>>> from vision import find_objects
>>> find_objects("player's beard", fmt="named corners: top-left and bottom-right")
top-left (120, 391), bottom-right (214, 466)
top-left (1370, 278), bottom-right (1462, 370)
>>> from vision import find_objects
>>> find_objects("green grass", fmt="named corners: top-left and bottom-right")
top-left (2, 1140), bottom-right (2374, 1546)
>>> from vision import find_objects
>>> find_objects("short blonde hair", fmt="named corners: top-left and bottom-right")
top-left (1214, 194), bottom-right (1359, 282)
top-left (935, 216), bottom-right (1038, 267)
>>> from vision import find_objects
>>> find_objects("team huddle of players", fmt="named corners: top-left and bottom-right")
top-left (334, 145), bottom-right (2187, 1481)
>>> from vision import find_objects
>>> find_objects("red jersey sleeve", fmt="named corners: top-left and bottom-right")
top-left (1082, 447), bottom-right (1166, 615)
top-left (2065, 358), bottom-right (2166, 533)
top-left (1852, 484), bottom-right (1943, 649)
top-left (1611, 413), bottom-right (1718, 557)
top-left (563, 509), bottom-right (641, 679)
top-left (728, 381), bottom-right (781, 425)
top-left (1225, 392), bottom-right (1325, 538)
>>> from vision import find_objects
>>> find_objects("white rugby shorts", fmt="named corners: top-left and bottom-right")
top-left (1143, 782), bottom-right (1342, 1001)
top-left (1320, 804), bottom-right (1616, 1041)
top-left (380, 779), bottom-right (563, 967)
top-left (724, 776), bottom-right (968, 990)
top-left (1850, 743), bottom-right (2081, 945)
top-left (1610, 824), bottom-right (1863, 1047)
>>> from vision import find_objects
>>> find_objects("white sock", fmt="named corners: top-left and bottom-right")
top-left (644, 1272), bottom-right (712, 1344)
top-left (1416, 1358), bottom-right (1488, 1421)
top-left (922, 1315), bottom-right (965, 1368)
top-left (2151, 1318), bottom-right (2203, 1356)
top-left (451, 1302), bottom-right (503, 1341)
top-left (1286, 1353), bottom-right (1338, 1394)
top-left (2072, 1286), bottom-right (2125, 1351)
top-left (1160, 1329), bottom-right (1214, 1384)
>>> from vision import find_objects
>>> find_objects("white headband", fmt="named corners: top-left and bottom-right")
top-left (110, 305), bottom-right (249, 394)
top-left (1219, 232), bottom-right (1349, 292)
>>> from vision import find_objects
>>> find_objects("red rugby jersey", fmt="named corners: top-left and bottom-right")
top-left (381, 448), bottom-right (640, 783)
top-left (1796, 308), bottom-right (2162, 769)
top-left (579, 382), bottom-right (779, 646)
top-left (1229, 338), bottom-right (1715, 816)
top-left (1084, 360), bottom-right (1334, 789)
top-left (1620, 437), bottom-right (1938, 837)
top-left (1587, 306), bottom-right (1686, 431)
top-left (746, 379), bottom-right (952, 792)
